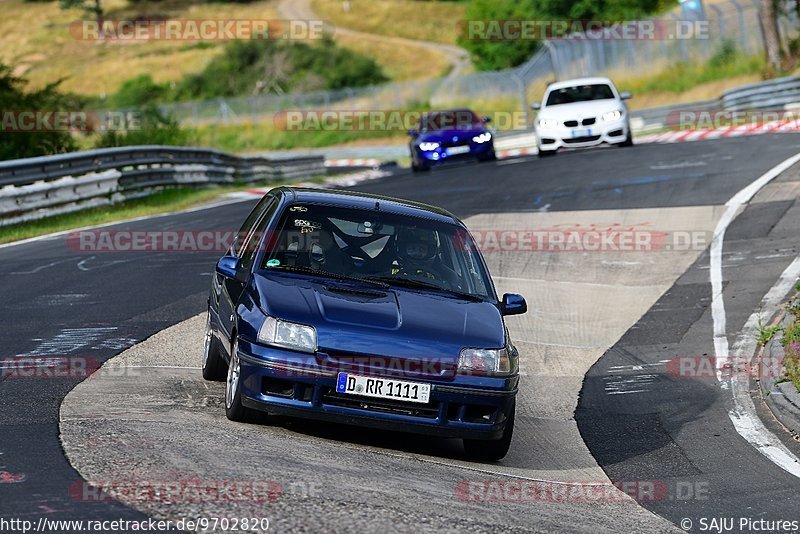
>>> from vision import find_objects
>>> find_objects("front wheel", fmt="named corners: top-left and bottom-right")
top-left (225, 338), bottom-right (251, 422)
top-left (618, 130), bottom-right (633, 147)
top-left (463, 402), bottom-right (515, 462)
top-left (538, 149), bottom-right (556, 158)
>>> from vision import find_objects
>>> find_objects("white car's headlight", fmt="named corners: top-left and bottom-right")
top-left (418, 142), bottom-right (439, 151)
top-left (258, 316), bottom-right (317, 353)
top-left (472, 132), bottom-right (492, 144)
top-left (538, 118), bottom-right (559, 129)
top-left (602, 110), bottom-right (623, 121)
top-left (458, 347), bottom-right (516, 376)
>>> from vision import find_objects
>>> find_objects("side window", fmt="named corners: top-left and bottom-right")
top-left (240, 198), bottom-right (278, 271)
top-left (233, 195), bottom-right (273, 257)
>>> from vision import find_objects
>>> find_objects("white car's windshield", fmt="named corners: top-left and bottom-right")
top-left (545, 84), bottom-right (615, 106)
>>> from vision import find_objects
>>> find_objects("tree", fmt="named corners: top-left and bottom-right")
top-left (760, 0), bottom-right (784, 71)
top-left (0, 64), bottom-right (78, 160)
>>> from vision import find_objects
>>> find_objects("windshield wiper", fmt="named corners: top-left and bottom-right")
top-left (363, 276), bottom-right (485, 301)
top-left (265, 265), bottom-right (389, 288)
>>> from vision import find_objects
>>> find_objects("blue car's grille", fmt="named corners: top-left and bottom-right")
top-left (322, 390), bottom-right (440, 418)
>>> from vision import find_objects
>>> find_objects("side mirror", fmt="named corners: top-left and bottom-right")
top-left (216, 255), bottom-right (245, 281)
top-left (530, 102), bottom-right (541, 110)
top-left (620, 91), bottom-right (632, 100)
top-left (501, 293), bottom-right (527, 316)
top-left (408, 128), bottom-right (418, 136)
top-left (483, 116), bottom-right (491, 123)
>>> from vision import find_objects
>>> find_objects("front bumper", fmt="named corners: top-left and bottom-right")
top-left (413, 141), bottom-right (495, 168)
top-left (236, 339), bottom-right (517, 440)
top-left (536, 118), bottom-right (629, 152)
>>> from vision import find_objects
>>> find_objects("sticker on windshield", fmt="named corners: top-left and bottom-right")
top-left (294, 219), bottom-right (322, 234)
top-left (266, 259), bottom-right (281, 267)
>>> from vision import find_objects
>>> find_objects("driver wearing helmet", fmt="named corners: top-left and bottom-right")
top-left (393, 227), bottom-right (448, 284)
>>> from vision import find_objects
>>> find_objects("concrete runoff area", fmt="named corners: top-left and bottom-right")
top-left (60, 205), bottom-right (727, 532)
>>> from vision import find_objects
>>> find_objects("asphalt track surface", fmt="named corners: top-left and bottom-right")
top-left (3, 135), bottom-right (800, 531)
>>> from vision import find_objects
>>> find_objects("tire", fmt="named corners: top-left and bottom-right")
top-left (202, 311), bottom-right (227, 382)
top-left (225, 337), bottom-right (251, 422)
top-left (620, 132), bottom-right (633, 146)
top-left (412, 162), bottom-right (430, 172)
top-left (463, 402), bottom-right (515, 462)
top-left (618, 129), bottom-right (633, 147)
top-left (538, 148), bottom-right (556, 158)
top-left (479, 149), bottom-right (497, 162)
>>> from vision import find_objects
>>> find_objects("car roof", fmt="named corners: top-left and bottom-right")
top-left (274, 187), bottom-right (461, 225)
top-left (547, 77), bottom-right (615, 91)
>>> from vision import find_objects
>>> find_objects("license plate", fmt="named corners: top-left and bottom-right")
top-left (571, 128), bottom-right (592, 138)
top-left (446, 145), bottom-right (470, 155)
top-left (336, 372), bottom-right (431, 404)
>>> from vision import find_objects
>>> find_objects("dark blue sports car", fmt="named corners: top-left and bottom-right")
top-left (408, 109), bottom-right (496, 172)
top-left (203, 187), bottom-right (525, 460)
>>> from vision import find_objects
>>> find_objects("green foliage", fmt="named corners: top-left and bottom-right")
top-left (782, 321), bottom-right (800, 347)
top-left (59, 0), bottom-right (102, 18)
top-left (111, 36), bottom-right (389, 106)
top-left (708, 39), bottom-right (737, 69)
top-left (109, 74), bottom-right (167, 108)
top-left (94, 106), bottom-right (195, 148)
top-left (458, 0), bottom-right (541, 71)
top-left (625, 49), bottom-right (764, 94)
top-left (0, 63), bottom-right (79, 160)
top-left (174, 36), bottom-right (387, 100)
top-left (460, 0), bottom-right (672, 71)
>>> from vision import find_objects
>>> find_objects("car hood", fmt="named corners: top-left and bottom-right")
top-left (416, 126), bottom-right (488, 143)
top-left (538, 99), bottom-right (623, 121)
top-left (253, 272), bottom-right (504, 360)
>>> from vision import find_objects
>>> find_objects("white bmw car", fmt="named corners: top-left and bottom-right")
top-left (532, 77), bottom-right (633, 157)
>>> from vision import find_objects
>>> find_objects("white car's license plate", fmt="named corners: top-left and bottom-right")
top-left (571, 128), bottom-right (592, 137)
top-left (336, 372), bottom-right (431, 404)
top-left (446, 145), bottom-right (471, 155)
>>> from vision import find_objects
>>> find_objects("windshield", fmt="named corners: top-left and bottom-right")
top-left (260, 203), bottom-right (493, 299)
top-left (545, 84), bottom-right (615, 106)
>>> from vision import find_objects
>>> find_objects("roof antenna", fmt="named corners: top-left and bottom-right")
top-left (375, 201), bottom-right (380, 210)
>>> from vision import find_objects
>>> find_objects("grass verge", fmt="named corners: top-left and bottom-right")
top-left (781, 286), bottom-right (800, 392)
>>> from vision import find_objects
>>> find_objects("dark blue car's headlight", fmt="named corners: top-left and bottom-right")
top-left (258, 316), bottom-right (318, 353)
top-left (418, 142), bottom-right (440, 151)
top-left (472, 132), bottom-right (492, 144)
top-left (458, 347), bottom-right (517, 376)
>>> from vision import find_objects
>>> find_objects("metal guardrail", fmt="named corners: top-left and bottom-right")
top-left (0, 146), bottom-right (324, 226)
top-left (629, 77), bottom-right (800, 133)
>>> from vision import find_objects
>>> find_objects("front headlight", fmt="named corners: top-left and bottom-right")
top-left (538, 118), bottom-right (559, 128)
top-left (258, 316), bottom-right (317, 353)
top-left (458, 347), bottom-right (517, 376)
top-left (602, 110), bottom-right (623, 121)
top-left (472, 132), bottom-right (492, 144)
top-left (418, 142), bottom-right (440, 151)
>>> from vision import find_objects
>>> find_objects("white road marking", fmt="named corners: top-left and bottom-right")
top-left (710, 151), bottom-right (800, 478)
top-left (9, 257), bottom-right (75, 275)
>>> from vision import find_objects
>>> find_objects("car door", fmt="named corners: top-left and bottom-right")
top-left (214, 194), bottom-right (277, 353)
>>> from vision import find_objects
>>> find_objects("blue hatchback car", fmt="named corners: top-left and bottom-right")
top-left (203, 187), bottom-right (525, 460)
top-left (408, 109), bottom-right (496, 172)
